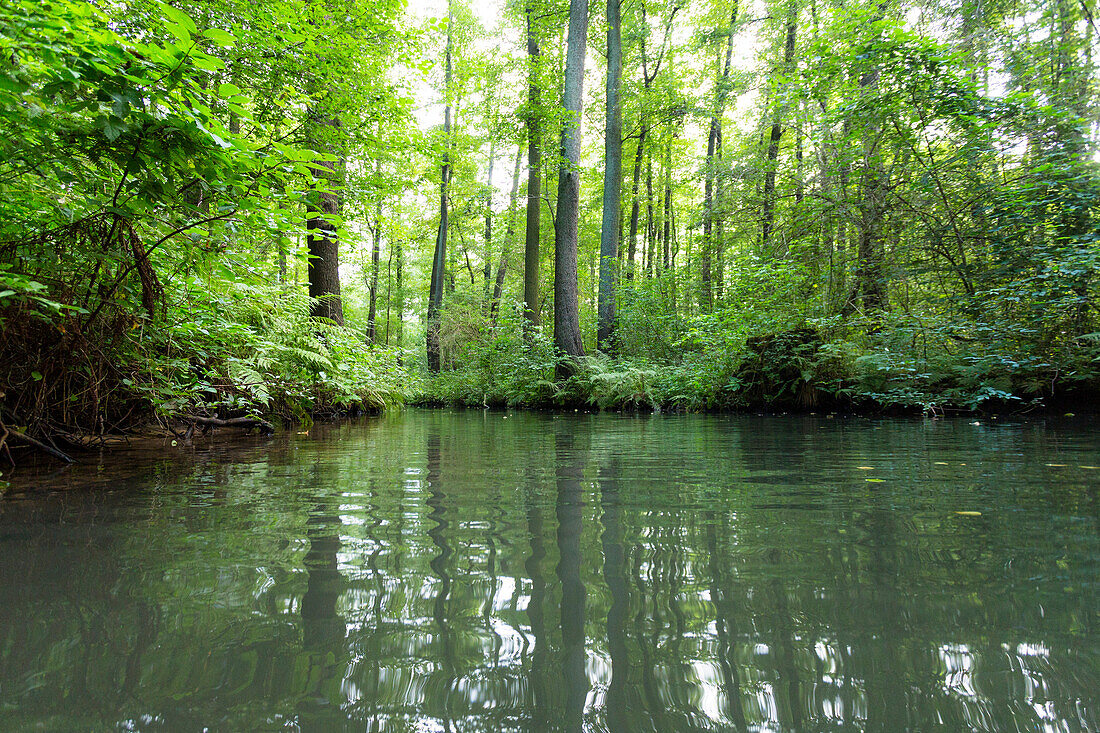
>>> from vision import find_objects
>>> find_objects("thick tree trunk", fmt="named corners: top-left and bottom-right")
top-left (306, 114), bottom-right (344, 326)
top-left (597, 0), bottom-right (622, 352)
top-left (553, 0), bottom-right (589, 376)
top-left (426, 3), bottom-right (454, 371)
top-left (523, 4), bottom-right (543, 330)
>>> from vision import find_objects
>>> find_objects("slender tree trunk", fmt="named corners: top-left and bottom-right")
top-left (626, 129), bottom-right (646, 277)
top-left (483, 137), bottom-right (497, 302)
top-left (597, 0), bottom-right (622, 352)
top-left (492, 144), bottom-right (526, 324)
top-left (395, 237), bottom-right (404, 351)
top-left (663, 138), bottom-right (672, 272)
top-left (306, 113), bottom-right (344, 325)
top-left (553, 0), bottom-right (589, 376)
top-left (645, 151), bottom-right (654, 279)
top-left (367, 160), bottom-right (382, 343)
top-left (846, 0), bottom-right (890, 312)
top-left (427, 2), bottom-right (454, 371)
top-left (761, 6), bottom-right (797, 257)
top-left (523, 4), bottom-right (543, 331)
top-left (701, 5), bottom-right (738, 312)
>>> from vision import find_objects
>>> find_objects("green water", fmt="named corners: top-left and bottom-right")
top-left (1, 411), bottom-right (1097, 731)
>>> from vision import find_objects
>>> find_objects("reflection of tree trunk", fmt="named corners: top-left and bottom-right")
top-left (426, 430), bottom-right (455, 730)
top-left (299, 500), bottom-right (346, 726)
top-left (768, 548), bottom-right (803, 730)
top-left (706, 513), bottom-right (747, 729)
top-left (860, 507), bottom-right (906, 733)
top-left (599, 458), bottom-right (630, 732)
top-left (632, 514), bottom-right (667, 728)
top-left (555, 428), bottom-right (587, 733)
top-left (524, 466), bottom-right (550, 730)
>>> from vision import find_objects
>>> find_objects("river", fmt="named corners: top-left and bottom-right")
top-left (1, 410), bottom-right (1097, 731)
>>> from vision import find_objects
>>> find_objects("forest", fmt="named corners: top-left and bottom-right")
top-left (1, 0), bottom-right (1098, 452)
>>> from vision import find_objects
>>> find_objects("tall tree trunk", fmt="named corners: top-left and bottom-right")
top-left (426, 2), bottom-right (454, 371)
top-left (553, 0), bottom-right (589, 377)
top-left (483, 137), bottom-right (497, 302)
top-left (597, 0), bottom-right (622, 352)
top-left (701, 5), bottom-right (738, 312)
top-left (366, 159), bottom-right (382, 343)
top-left (662, 137), bottom-right (672, 271)
top-left (645, 151), bottom-right (654, 279)
top-left (306, 113), bottom-right (344, 326)
top-left (761, 5), bottom-right (797, 257)
top-left (626, 129), bottom-right (646, 277)
top-left (523, 3), bottom-right (543, 330)
top-left (492, 144), bottom-right (526, 324)
top-left (853, 4), bottom-right (889, 312)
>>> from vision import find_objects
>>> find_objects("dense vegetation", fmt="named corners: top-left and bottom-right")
top-left (1, 0), bottom-right (1098, 453)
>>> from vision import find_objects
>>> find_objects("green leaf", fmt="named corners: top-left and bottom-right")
top-left (161, 3), bottom-right (197, 34)
top-left (191, 53), bottom-right (226, 71)
top-left (217, 82), bottom-right (241, 98)
top-left (204, 28), bottom-right (236, 47)
top-left (165, 21), bottom-right (191, 44)
top-left (102, 115), bottom-right (127, 141)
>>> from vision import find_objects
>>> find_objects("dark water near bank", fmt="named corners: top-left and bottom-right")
top-left (1, 411), bottom-right (1098, 732)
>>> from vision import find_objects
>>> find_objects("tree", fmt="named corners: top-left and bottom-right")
top-left (427, 0), bottom-right (455, 372)
top-left (598, 0), bottom-right (623, 351)
top-left (523, 1), bottom-right (544, 331)
top-left (306, 114), bottom-right (345, 325)
top-left (553, 0), bottom-right (591, 375)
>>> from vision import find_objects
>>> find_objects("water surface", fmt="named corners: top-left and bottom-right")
top-left (1, 411), bottom-right (1097, 731)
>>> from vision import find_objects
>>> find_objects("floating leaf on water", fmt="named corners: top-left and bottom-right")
top-left (865, 478), bottom-right (885, 483)
top-left (1045, 463), bottom-right (1067, 467)
top-left (955, 511), bottom-right (982, 516)
top-left (934, 461), bottom-right (949, 465)
top-left (1080, 465), bottom-right (1099, 470)
top-left (297, 431), bottom-right (309, 435)
top-left (857, 466), bottom-right (874, 470)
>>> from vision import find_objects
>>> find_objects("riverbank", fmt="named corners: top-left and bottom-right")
top-left (415, 326), bottom-right (1100, 416)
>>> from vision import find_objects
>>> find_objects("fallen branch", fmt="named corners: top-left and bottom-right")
top-left (179, 415), bottom-right (275, 435)
top-left (0, 421), bottom-right (75, 464)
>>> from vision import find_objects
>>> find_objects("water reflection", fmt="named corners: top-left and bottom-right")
top-left (0, 412), bottom-right (1097, 731)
